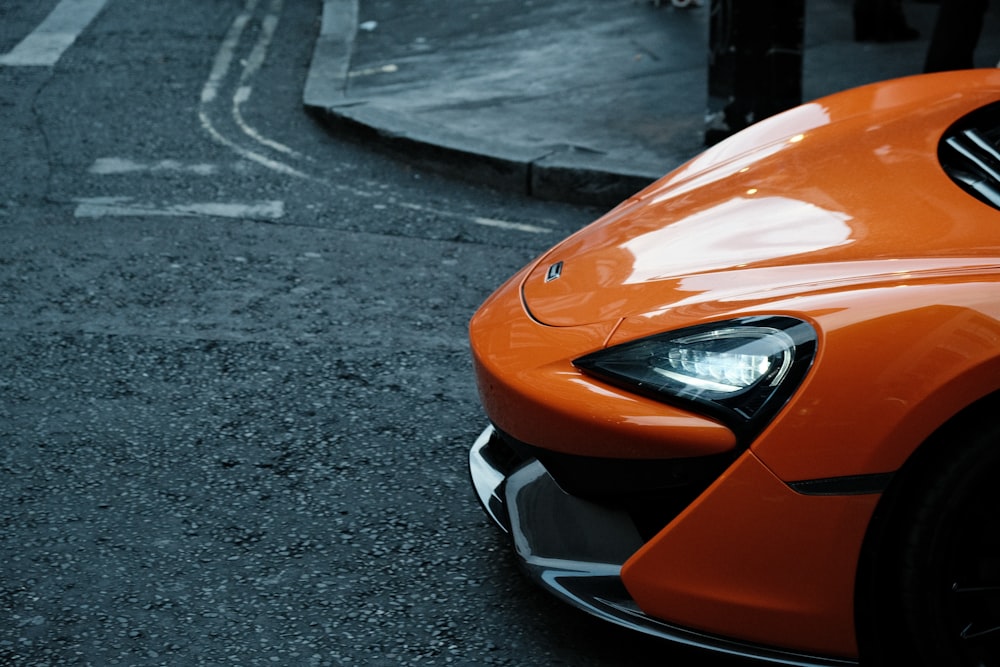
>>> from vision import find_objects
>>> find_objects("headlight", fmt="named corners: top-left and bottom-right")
top-left (574, 316), bottom-right (816, 441)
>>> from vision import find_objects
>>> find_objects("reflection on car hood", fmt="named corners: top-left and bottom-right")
top-left (524, 71), bottom-right (1000, 328)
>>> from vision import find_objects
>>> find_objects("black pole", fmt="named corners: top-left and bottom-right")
top-left (706, 0), bottom-right (805, 145)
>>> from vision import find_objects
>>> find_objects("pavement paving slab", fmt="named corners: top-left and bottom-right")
top-left (305, 0), bottom-right (1000, 206)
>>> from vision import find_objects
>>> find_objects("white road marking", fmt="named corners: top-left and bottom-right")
top-left (56, 1), bottom-right (552, 239)
top-left (398, 203), bottom-right (552, 234)
top-left (348, 64), bottom-right (399, 78)
top-left (74, 197), bottom-right (285, 220)
top-left (0, 0), bottom-right (110, 67)
top-left (231, 0), bottom-right (311, 161)
top-left (470, 216), bottom-right (553, 234)
top-left (89, 158), bottom-right (219, 176)
top-left (198, 0), bottom-right (314, 179)
top-left (198, 109), bottom-right (310, 179)
top-left (201, 0), bottom-right (258, 105)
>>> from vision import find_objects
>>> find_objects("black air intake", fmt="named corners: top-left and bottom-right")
top-left (940, 101), bottom-right (1000, 210)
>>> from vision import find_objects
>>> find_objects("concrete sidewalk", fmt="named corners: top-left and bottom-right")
top-left (304, 0), bottom-right (1000, 206)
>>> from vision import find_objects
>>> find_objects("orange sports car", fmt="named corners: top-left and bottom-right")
top-left (468, 69), bottom-right (1000, 666)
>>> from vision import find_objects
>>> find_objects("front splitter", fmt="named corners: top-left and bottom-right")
top-left (469, 424), bottom-right (858, 667)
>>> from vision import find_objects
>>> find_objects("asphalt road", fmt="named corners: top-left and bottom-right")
top-left (0, 1), bottom-right (759, 665)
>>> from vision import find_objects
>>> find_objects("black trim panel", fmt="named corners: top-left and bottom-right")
top-left (493, 426), bottom-right (737, 539)
top-left (788, 472), bottom-right (893, 496)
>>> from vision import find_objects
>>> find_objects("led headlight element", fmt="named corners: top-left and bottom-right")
top-left (656, 327), bottom-right (795, 394)
top-left (574, 316), bottom-right (816, 441)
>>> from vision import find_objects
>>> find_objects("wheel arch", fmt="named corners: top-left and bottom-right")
top-left (854, 389), bottom-right (1000, 665)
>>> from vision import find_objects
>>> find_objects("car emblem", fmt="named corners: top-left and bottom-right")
top-left (545, 261), bottom-right (563, 282)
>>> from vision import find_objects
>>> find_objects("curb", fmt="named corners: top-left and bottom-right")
top-left (302, 0), bottom-right (661, 206)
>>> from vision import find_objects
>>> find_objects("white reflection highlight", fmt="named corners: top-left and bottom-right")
top-left (623, 196), bottom-right (852, 284)
top-left (655, 103), bottom-right (832, 201)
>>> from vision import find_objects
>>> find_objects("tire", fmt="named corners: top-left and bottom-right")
top-left (880, 418), bottom-right (1000, 666)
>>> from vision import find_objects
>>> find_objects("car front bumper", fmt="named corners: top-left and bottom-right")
top-left (470, 424), bottom-right (861, 667)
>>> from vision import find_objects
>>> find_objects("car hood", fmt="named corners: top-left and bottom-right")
top-left (524, 71), bottom-right (1000, 328)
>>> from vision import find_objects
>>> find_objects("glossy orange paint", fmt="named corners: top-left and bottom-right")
top-left (621, 449), bottom-right (879, 657)
top-left (750, 284), bottom-right (1000, 481)
top-left (469, 70), bottom-right (1000, 659)
top-left (525, 72), bottom-right (1000, 331)
top-left (470, 266), bottom-right (738, 458)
